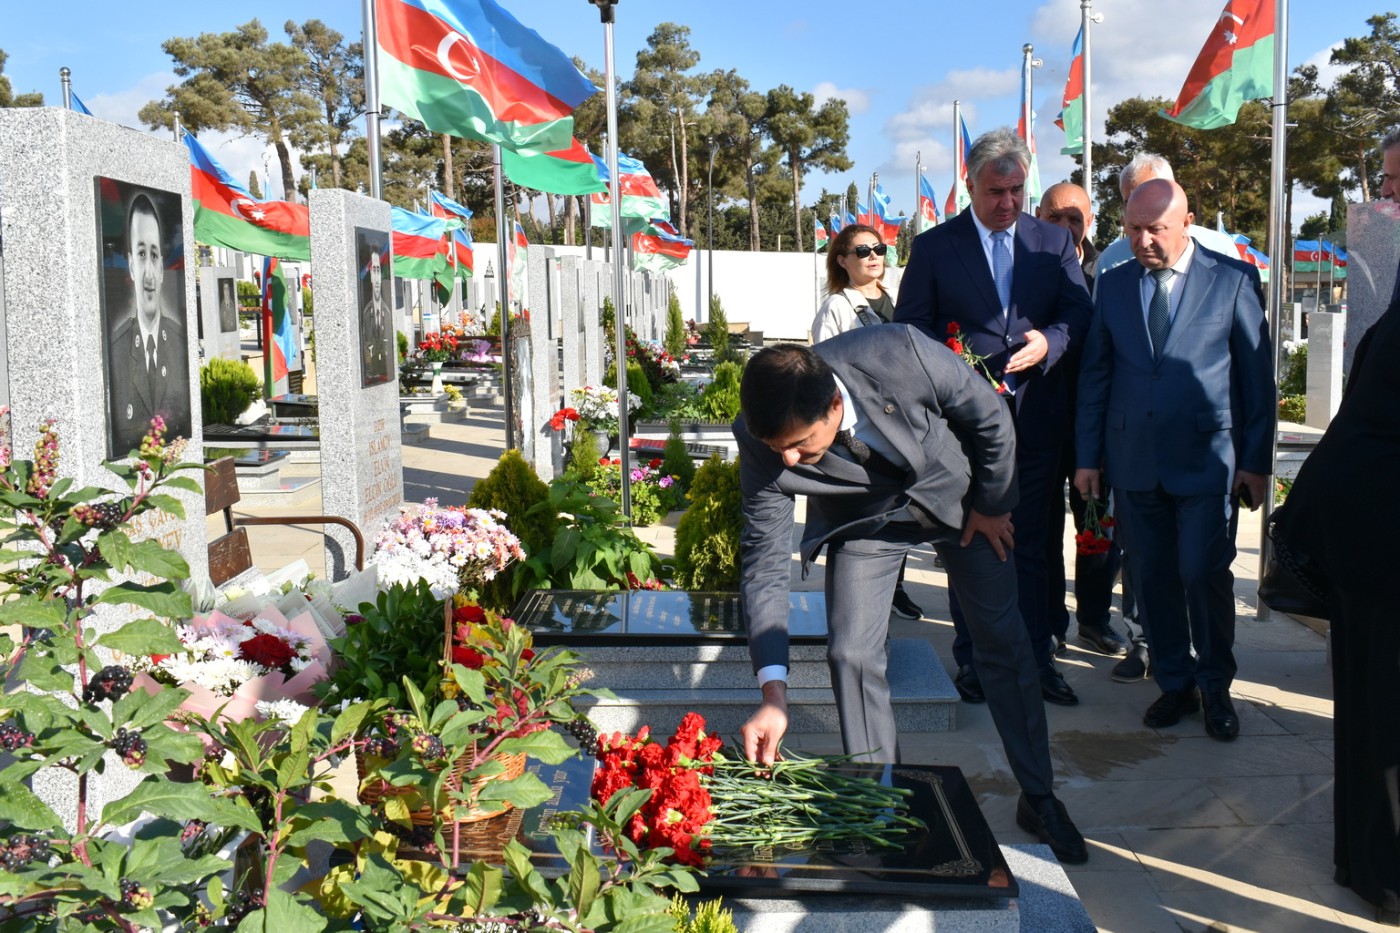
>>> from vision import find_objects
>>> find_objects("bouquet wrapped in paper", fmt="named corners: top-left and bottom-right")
top-left (368, 499), bottom-right (525, 599)
top-left (132, 606), bottom-right (331, 723)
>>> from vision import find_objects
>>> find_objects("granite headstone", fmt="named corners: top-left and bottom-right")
top-left (1343, 199), bottom-right (1400, 371)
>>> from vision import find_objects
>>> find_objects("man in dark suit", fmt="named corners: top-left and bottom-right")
top-left (735, 331), bottom-right (1088, 864)
top-left (1075, 179), bottom-right (1274, 741)
top-left (894, 128), bottom-right (1092, 708)
top-left (109, 192), bottom-right (190, 456)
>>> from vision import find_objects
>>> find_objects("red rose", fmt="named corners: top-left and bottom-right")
top-left (649, 458), bottom-right (662, 469)
top-left (451, 645), bottom-right (486, 669)
top-left (599, 457), bottom-right (610, 465)
top-left (454, 604), bottom-right (486, 624)
top-left (239, 632), bottom-right (296, 670)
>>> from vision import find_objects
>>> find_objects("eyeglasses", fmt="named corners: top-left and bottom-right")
top-left (845, 243), bottom-right (888, 259)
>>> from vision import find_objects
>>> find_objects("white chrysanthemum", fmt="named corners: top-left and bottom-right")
top-left (288, 656), bottom-right (313, 673)
top-left (255, 699), bottom-right (310, 723)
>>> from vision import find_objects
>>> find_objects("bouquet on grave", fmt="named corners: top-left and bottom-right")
top-left (368, 500), bottom-right (525, 600)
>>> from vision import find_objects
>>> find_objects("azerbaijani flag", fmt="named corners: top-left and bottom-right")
top-left (1326, 241), bottom-right (1348, 267)
top-left (845, 210), bottom-right (857, 228)
top-left (391, 207), bottom-right (450, 281)
top-left (375, 0), bottom-right (597, 154)
top-left (831, 211), bottom-right (844, 234)
top-left (814, 217), bottom-right (829, 251)
top-left (70, 92), bottom-right (94, 116)
top-left (872, 183), bottom-right (894, 221)
top-left (184, 134), bottom-right (310, 260)
top-left (1056, 27), bottom-right (1085, 156)
top-left (632, 220), bottom-right (693, 273)
top-left (855, 201), bottom-right (873, 227)
top-left (946, 115), bottom-right (972, 217)
top-left (1293, 239), bottom-right (1323, 263)
top-left (261, 257), bottom-right (294, 395)
top-left (429, 189), bottom-right (473, 223)
top-left (917, 174), bottom-right (940, 233)
top-left (590, 152), bottom-right (669, 225)
top-left (871, 184), bottom-right (903, 244)
top-left (1160, 0), bottom-right (1274, 130)
top-left (502, 137), bottom-right (606, 194)
top-left (439, 221), bottom-right (474, 279)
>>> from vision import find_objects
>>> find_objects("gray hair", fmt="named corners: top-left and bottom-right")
top-left (965, 128), bottom-right (1030, 183)
top-left (1382, 127), bottom-right (1400, 153)
top-left (1119, 153), bottom-right (1174, 198)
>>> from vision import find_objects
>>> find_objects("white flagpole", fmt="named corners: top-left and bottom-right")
top-left (952, 100), bottom-right (963, 217)
top-left (1258, 0), bottom-right (1289, 617)
top-left (1081, 0), bottom-right (1102, 209)
top-left (494, 146), bottom-right (515, 449)
top-left (914, 151), bottom-right (922, 233)
top-left (361, 0), bottom-right (384, 200)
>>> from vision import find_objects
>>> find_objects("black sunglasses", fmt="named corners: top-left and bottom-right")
top-left (846, 243), bottom-right (888, 259)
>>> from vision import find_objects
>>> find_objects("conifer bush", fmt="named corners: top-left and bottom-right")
top-left (664, 291), bottom-right (687, 359)
top-left (466, 449), bottom-right (558, 610)
top-left (199, 357), bottom-right (262, 425)
top-left (661, 426), bottom-right (696, 495)
top-left (700, 361), bottom-right (742, 423)
top-left (706, 295), bottom-right (731, 363)
top-left (673, 454), bottom-right (744, 590)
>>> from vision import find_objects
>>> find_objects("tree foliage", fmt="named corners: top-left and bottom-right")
top-left (0, 49), bottom-right (43, 107)
top-left (766, 86), bottom-right (853, 251)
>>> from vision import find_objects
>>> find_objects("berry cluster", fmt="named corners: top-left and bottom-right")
top-left (566, 716), bottom-right (600, 755)
top-left (71, 502), bottom-right (127, 529)
top-left (119, 879), bottom-right (153, 910)
top-left (110, 728), bottom-right (147, 768)
top-left (362, 736), bottom-right (400, 758)
top-left (180, 819), bottom-right (207, 845)
top-left (83, 665), bottom-right (134, 705)
top-left (26, 420), bottom-right (59, 499)
top-left (0, 834), bottom-right (51, 871)
top-left (0, 721), bottom-right (35, 751)
top-left (410, 733), bottom-right (446, 761)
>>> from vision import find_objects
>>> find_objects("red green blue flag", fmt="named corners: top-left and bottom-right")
top-left (814, 218), bottom-right (829, 251)
top-left (1055, 27), bottom-right (1085, 155)
top-left (830, 211), bottom-right (844, 234)
top-left (591, 152), bottom-right (669, 226)
top-left (917, 174), bottom-right (940, 233)
top-left (1160, 0), bottom-right (1275, 130)
top-left (184, 134), bottom-right (310, 260)
top-left (631, 220), bottom-right (692, 273)
top-left (391, 207), bottom-right (450, 281)
top-left (502, 137), bottom-right (606, 194)
top-left (429, 189), bottom-right (474, 223)
top-left (374, 0), bottom-right (597, 153)
top-left (946, 116), bottom-right (972, 217)
top-left (261, 257), bottom-right (294, 395)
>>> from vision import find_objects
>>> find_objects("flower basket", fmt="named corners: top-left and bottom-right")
top-left (354, 748), bottom-right (526, 825)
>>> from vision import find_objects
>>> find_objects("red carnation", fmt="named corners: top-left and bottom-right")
top-left (946, 338), bottom-right (964, 355)
top-left (947, 322), bottom-right (960, 334)
top-left (649, 458), bottom-right (663, 469)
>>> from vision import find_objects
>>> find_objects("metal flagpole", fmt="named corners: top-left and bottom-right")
top-left (361, 0), bottom-right (384, 200)
top-left (1022, 44), bottom-right (1042, 214)
top-left (952, 100), bottom-right (963, 217)
top-left (494, 145), bottom-right (516, 449)
top-left (59, 67), bottom-right (72, 109)
top-left (1258, 0), bottom-right (1289, 619)
top-left (914, 151), bottom-right (922, 233)
top-left (1081, 1), bottom-right (1103, 208)
top-left (868, 173), bottom-right (876, 232)
top-left (591, 0), bottom-right (630, 518)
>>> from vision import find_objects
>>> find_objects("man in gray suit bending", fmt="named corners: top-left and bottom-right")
top-left (1075, 179), bottom-right (1274, 742)
top-left (735, 328), bottom-right (1088, 864)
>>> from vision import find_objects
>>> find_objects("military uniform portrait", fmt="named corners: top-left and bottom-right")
top-left (218, 277), bottom-right (238, 333)
top-left (356, 227), bottom-right (393, 388)
top-left (97, 179), bottom-right (192, 459)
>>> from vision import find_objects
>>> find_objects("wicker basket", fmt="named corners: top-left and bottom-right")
top-left (356, 748), bottom-right (527, 826)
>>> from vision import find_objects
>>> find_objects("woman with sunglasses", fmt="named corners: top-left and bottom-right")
top-left (812, 224), bottom-right (896, 342)
top-left (811, 224), bottom-right (924, 620)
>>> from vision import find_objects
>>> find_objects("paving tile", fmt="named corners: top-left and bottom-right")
top-left (1307, 882), bottom-right (1400, 931)
top-left (1210, 772), bottom-right (1334, 825)
top-left (1121, 822), bottom-right (1334, 893)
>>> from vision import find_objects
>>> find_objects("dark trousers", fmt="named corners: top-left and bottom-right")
top-left (1114, 487), bottom-right (1239, 694)
top-left (950, 440), bottom-right (1062, 669)
top-left (825, 519), bottom-right (1054, 796)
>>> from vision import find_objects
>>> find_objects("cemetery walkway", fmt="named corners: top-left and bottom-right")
top-left (217, 399), bottom-right (1386, 932)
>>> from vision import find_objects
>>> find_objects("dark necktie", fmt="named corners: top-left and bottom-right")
top-left (146, 335), bottom-right (157, 373)
top-left (1148, 268), bottom-right (1173, 359)
top-left (991, 230), bottom-right (1013, 311)
top-left (834, 429), bottom-right (903, 479)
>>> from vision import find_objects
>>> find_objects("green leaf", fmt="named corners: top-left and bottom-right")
top-left (459, 859), bottom-right (504, 917)
top-left (282, 799), bottom-right (375, 848)
top-left (497, 730), bottom-right (576, 765)
top-left (101, 779), bottom-right (262, 833)
top-left (0, 597), bottom-right (68, 631)
top-left (0, 779), bottom-right (62, 830)
top-left (502, 838), bottom-right (552, 902)
top-left (329, 702), bottom-right (371, 748)
top-left (160, 476), bottom-right (205, 495)
top-left (614, 911), bottom-right (684, 933)
top-left (566, 848), bottom-right (601, 920)
top-left (141, 725), bottom-right (206, 768)
top-left (93, 617), bottom-right (184, 656)
top-left (114, 683), bottom-right (190, 730)
top-left (141, 493), bottom-right (187, 520)
top-left (16, 650), bottom-right (73, 693)
top-left (96, 530), bottom-right (134, 575)
top-left (472, 771), bottom-right (553, 810)
top-left (122, 539), bottom-right (191, 580)
top-left (94, 581), bottom-right (192, 619)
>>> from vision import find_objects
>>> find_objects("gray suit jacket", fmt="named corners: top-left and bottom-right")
top-left (1076, 241), bottom-right (1275, 496)
top-left (735, 324), bottom-right (1018, 671)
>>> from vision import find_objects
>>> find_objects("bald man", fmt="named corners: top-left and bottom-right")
top-left (1074, 179), bottom-right (1274, 742)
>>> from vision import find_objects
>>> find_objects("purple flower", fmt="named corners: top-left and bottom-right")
top-left (659, 476), bottom-right (674, 488)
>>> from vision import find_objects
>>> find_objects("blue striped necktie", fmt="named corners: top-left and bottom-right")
top-left (991, 231), bottom-right (1012, 311)
top-left (1148, 268), bottom-right (1173, 358)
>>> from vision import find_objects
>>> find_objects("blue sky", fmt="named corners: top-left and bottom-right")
top-left (3, 0), bottom-right (1373, 233)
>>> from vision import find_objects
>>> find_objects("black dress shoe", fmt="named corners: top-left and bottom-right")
top-left (890, 587), bottom-right (923, 620)
top-left (1077, 623), bottom-right (1129, 657)
top-left (1016, 793), bottom-right (1089, 864)
top-left (1111, 642), bottom-right (1150, 682)
top-left (1202, 689), bottom-right (1240, 741)
top-left (1143, 688), bottom-right (1201, 728)
top-left (954, 664), bottom-right (986, 704)
top-left (1039, 664), bottom-right (1079, 706)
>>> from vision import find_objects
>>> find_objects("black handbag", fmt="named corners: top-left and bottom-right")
top-left (1258, 505), bottom-right (1330, 620)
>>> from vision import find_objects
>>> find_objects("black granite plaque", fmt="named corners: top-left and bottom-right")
top-left (447, 755), bottom-right (1017, 900)
top-left (512, 590), bottom-right (828, 645)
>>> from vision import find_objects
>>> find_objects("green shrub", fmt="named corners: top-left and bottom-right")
top-left (673, 454), bottom-right (743, 590)
top-left (706, 295), bottom-right (731, 362)
top-left (670, 894), bottom-right (739, 933)
top-left (662, 426), bottom-right (696, 494)
top-left (700, 361), bottom-right (742, 423)
top-left (649, 381), bottom-right (706, 422)
top-left (1280, 343), bottom-right (1308, 396)
top-left (397, 330), bottom-right (409, 363)
top-left (236, 280), bottom-right (261, 304)
top-left (664, 291), bottom-right (686, 359)
top-left (466, 449), bottom-right (558, 611)
top-left (316, 579), bottom-right (444, 706)
top-left (567, 428), bottom-right (603, 477)
top-left (200, 357), bottom-right (262, 424)
top-left (516, 476), bottom-right (664, 591)
top-left (488, 303), bottom-right (503, 337)
top-left (605, 360), bottom-right (653, 416)
top-left (1278, 394), bottom-right (1306, 424)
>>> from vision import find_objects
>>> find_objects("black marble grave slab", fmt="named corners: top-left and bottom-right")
top-left (447, 755), bottom-right (1017, 900)
top-left (512, 590), bottom-right (828, 645)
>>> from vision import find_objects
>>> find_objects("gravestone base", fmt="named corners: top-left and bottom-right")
top-left (399, 394), bottom-right (459, 425)
top-left (234, 475), bottom-right (322, 510)
top-left (402, 423), bottom-right (432, 446)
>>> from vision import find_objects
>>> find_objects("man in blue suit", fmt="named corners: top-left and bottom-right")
top-left (1074, 179), bottom-right (1274, 741)
top-left (895, 128), bottom-right (1091, 708)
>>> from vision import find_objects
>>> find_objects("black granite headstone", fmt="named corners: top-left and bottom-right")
top-left (512, 590), bottom-right (828, 646)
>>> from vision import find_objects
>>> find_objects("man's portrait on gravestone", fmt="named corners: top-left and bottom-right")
top-left (96, 178), bottom-right (192, 459)
top-left (356, 227), bottom-right (393, 387)
top-left (218, 276), bottom-right (238, 333)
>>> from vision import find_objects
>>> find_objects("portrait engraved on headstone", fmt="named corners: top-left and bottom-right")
top-left (218, 276), bottom-right (238, 333)
top-left (356, 227), bottom-right (394, 388)
top-left (96, 178), bottom-right (193, 459)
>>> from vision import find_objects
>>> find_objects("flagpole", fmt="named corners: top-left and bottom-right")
top-left (494, 145), bottom-right (516, 449)
top-left (59, 67), bottom-right (72, 109)
top-left (1081, 1), bottom-right (1101, 209)
top-left (592, 0), bottom-right (631, 518)
top-left (1021, 44), bottom-right (1041, 214)
top-left (914, 151), bottom-right (922, 234)
top-left (1258, 0), bottom-right (1289, 618)
top-left (361, 0), bottom-right (384, 200)
top-left (952, 100), bottom-right (963, 217)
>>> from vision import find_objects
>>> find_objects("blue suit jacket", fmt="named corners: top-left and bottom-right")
top-left (1075, 241), bottom-right (1275, 496)
top-left (893, 211), bottom-right (1091, 445)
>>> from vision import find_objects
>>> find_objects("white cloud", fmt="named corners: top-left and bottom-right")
top-left (1302, 42), bottom-right (1348, 88)
top-left (813, 81), bottom-right (872, 116)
